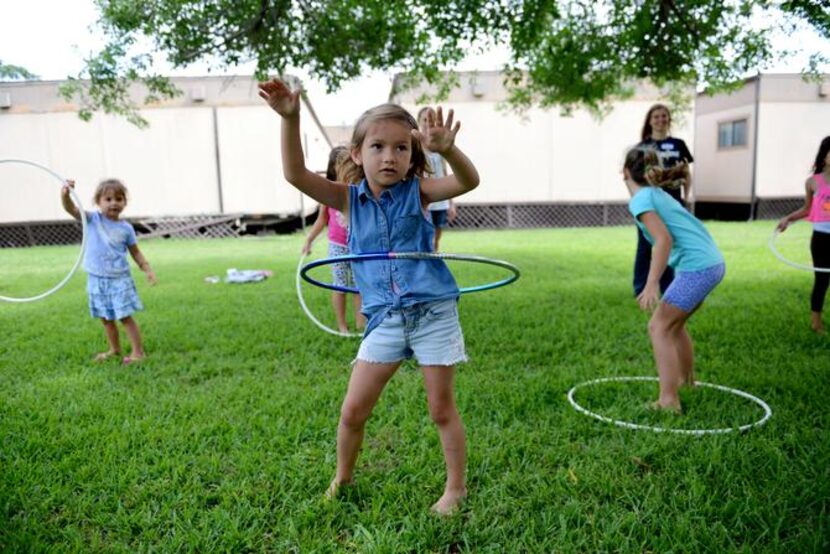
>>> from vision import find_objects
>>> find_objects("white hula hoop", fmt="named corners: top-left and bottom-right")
top-left (0, 159), bottom-right (87, 303)
top-left (295, 253), bottom-right (361, 338)
top-left (769, 224), bottom-right (830, 273)
top-left (567, 376), bottom-right (772, 436)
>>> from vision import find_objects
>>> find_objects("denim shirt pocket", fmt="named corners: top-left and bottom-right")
top-left (392, 214), bottom-right (422, 246)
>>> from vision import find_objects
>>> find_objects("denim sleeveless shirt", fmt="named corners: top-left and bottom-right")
top-left (348, 176), bottom-right (459, 336)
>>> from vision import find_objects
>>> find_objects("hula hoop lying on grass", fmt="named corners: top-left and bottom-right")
top-left (567, 376), bottom-right (772, 436)
top-left (0, 159), bottom-right (87, 303)
top-left (300, 252), bottom-right (521, 295)
top-left (295, 254), bottom-right (362, 338)
top-left (769, 225), bottom-right (830, 273)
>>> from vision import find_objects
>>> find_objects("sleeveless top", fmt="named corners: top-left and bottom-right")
top-left (326, 207), bottom-right (348, 246)
top-left (808, 173), bottom-right (830, 232)
top-left (347, 176), bottom-right (459, 335)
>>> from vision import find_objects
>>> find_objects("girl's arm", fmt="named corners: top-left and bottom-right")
top-left (777, 177), bottom-right (815, 231)
top-left (258, 79), bottom-right (348, 212)
top-left (128, 244), bottom-right (157, 285)
top-left (302, 206), bottom-right (329, 254)
top-left (683, 165), bottom-right (693, 205)
top-left (60, 180), bottom-right (81, 221)
top-left (637, 211), bottom-right (672, 311)
top-left (415, 107), bottom-right (480, 203)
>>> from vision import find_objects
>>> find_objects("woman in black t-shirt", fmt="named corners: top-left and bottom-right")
top-left (632, 103), bottom-right (694, 296)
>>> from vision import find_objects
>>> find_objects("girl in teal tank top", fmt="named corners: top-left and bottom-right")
top-left (623, 147), bottom-right (725, 412)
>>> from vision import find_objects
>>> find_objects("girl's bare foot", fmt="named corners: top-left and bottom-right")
top-left (431, 488), bottom-right (467, 516)
top-left (122, 355), bottom-right (145, 365)
top-left (93, 350), bottom-right (120, 362)
top-left (325, 478), bottom-right (352, 500)
top-left (649, 399), bottom-right (682, 413)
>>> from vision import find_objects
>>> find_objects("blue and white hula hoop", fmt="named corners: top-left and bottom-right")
top-left (300, 251), bottom-right (521, 295)
top-left (567, 376), bottom-right (772, 436)
top-left (769, 224), bottom-right (830, 273)
top-left (0, 159), bottom-right (87, 303)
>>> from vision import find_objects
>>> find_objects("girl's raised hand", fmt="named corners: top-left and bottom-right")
top-left (61, 179), bottom-right (75, 197)
top-left (412, 106), bottom-right (460, 154)
top-left (258, 78), bottom-right (301, 117)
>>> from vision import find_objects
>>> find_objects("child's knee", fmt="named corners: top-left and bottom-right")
top-left (340, 402), bottom-right (370, 429)
top-left (428, 401), bottom-right (457, 426)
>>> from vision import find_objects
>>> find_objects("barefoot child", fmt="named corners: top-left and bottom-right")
top-left (777, 136), bottom-right (830, 334)
top-left (302, 146), bottom-right (366, 333)
top-left (623, 148), bottom-right (724, 412)
top-left (260, 78), bottom-right (479, 514)
top-left (61, 179), bottom-right (156, 364)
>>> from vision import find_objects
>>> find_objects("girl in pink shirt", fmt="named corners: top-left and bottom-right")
top-left (303, 147), bottom-right (366, 333)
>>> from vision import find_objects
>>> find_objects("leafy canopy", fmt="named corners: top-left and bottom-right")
top-left (60, 0), bottom-right (829, 126)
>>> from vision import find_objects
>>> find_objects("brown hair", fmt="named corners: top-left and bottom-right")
top-left (624, 148), bottom-right (688, 188)
top-left (339, 103), bottom-right (427, 184)
top-left (93, 179), bottom-right (128, 205)
top-left (640, 103), bottom-right (671, 142)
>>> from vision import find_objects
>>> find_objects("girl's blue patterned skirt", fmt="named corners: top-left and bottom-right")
top-left (87, 274), bottom-right (144, 321)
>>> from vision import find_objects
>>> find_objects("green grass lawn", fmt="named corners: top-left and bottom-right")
top-left (1, 222), bottom-right (828, 552)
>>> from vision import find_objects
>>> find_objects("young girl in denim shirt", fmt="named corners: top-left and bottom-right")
top-left (260, 78), bottom-right (479, 514)
top-left (61, 179), bottom-right (156, 364)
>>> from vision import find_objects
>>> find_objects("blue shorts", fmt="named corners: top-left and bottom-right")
top-left (87, 274), bottom-right (143, 321)
top-left (356, 299), bottom-right (467, 366)
top-left (328, 242), bottom-right (355, 289)
top-left (431, 210), bottom-right (449, 229)
top-left (662, 263), bottom-right (725, 312)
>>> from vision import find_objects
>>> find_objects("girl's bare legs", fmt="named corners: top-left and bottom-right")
top-left (352, 294), bottom-right (366, 330)
top-left (422, 365), bottom-right (467, 515)
top-left (648, 303), bottom-right (694, 411)
top-left (96, 319), bottom-right (121, 360)
top-left (120, 316), bottom-right (145, 361)
top-left (331, 292), bottom-right (349, 333)
top-left (329, 360), bottom-right (400, 497)
top-left (677, 326), bottom-right (696, 386)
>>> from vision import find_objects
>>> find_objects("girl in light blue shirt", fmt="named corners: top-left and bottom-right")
top-left (624, 147), bottom-right (725, 412)
top-left (61, 179), bottom-right (156, 365)
top-left (260, 78), bottom-right (480, 515)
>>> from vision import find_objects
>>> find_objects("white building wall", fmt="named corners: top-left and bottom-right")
top-left (756, 103), bottom-right (828, 198)
top-left (400, 99), bottom-right (693, 203)
top-left (693, 104), bottom-right (755, 202)
top-left (0, 77), bottom-right (330, 223)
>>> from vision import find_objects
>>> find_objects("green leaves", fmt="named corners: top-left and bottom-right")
top-left (63, 0), bottom-right (828, 126)
top-left (0, 60), bottom-right (38, 81)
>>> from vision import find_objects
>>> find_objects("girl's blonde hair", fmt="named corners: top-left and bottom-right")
top-left (93, 179), bottom-right (128, 204)
top-left (624, 148), bottom-right (688, 188)
top-left (338, 104), bottom-right (427, 184)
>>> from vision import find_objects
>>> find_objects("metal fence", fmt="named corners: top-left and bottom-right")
top-left (755, 197), bottom-right (804, 220)
top-left (0, 214), bottom-right (240, 248)
top-left (0, 197), bottom-right (808, 247)
top-left (449, 202), bottom-right (632, 229)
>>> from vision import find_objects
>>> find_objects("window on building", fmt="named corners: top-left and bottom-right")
top-left (718, 119), bottom-right (748, 149)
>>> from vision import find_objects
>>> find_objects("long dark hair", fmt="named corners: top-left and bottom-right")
top-left (813, 136), bottom-right (830, 175)
top-left (640, 103), bottom-right (671, 142)
top-left (624, 147), bottom-right (688, 188)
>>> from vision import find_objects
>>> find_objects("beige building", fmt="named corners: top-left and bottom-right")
top-left (0, 76), bottom-right (331, 224)
top-left (694, 73), bottom-right (830, 218)
top-left (391, 71), bottom-right (695, 205)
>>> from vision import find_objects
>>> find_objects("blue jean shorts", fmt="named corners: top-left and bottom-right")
top-left (356, 299), bottom-right (467, 366)
top-left (430, 210), bottom-right (449, 228)
top-left (662, 263), bottom-right (725, 312)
